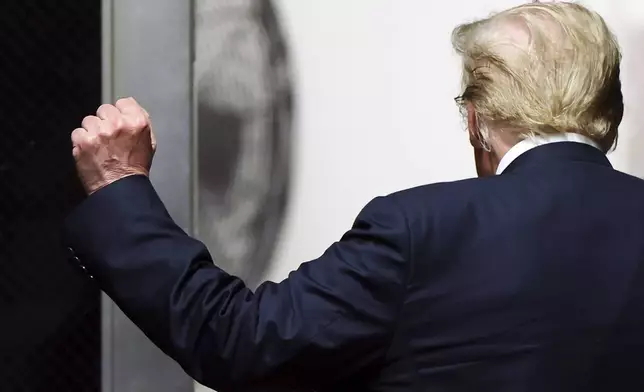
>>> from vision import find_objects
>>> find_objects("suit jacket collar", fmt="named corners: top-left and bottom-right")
top-left (501, 141), bottom-right (612, 175)
top-left (497, 133), bottom-right (602, 174)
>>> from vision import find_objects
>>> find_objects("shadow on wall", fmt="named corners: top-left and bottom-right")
top-left (624, 31), bottom-right (644, 178)
top-left (195, 0), bottom-right (294, 288)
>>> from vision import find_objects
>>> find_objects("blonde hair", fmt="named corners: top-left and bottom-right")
top-left (452, 1), bottom-right (623, 152)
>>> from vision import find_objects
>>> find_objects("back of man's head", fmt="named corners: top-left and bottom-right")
top-left (452, 1), bottom-right (623, 152)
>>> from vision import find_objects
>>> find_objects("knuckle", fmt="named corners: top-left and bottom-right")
top-left (124, 114), bottom-right (148, 131)
top-left (133, 115), bottom-right (148, 129)
top-left (97, 105), bottom-right (116, 125)
top-left (112, 115), bottom-right (124, 130)
top-left (97, 103), bottom-right (112, 114)
top-left (71, 127), bottom-right (84, 137)
top-left (98, 123), bottom-right (118, 138)
top-left (81, 115), bottom-right (96, 126)
top-left (115, 96), bottom-right (137, 109)
top-left (85, 134), bottom-right (99, 146)
top-left (71, 130), bottom-right (97, 150)
top-left (97, 128), bottom-right (111, 138)
top-left (71, 129), bottom-right (85, 144)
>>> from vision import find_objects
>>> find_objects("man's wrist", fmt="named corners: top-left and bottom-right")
top-left (86, 168), bottom-right (149, 195)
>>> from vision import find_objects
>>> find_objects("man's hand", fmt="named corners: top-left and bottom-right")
top-left (71, 97), bottom-right (157, 195)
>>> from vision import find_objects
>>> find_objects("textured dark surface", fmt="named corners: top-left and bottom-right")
top-left (0, 1), bottom-right (102, 390)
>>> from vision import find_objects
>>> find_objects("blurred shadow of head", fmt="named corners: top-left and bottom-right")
top-left (195, 0), bottom-right (294, 288)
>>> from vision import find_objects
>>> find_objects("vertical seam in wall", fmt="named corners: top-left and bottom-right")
top-left (189, 0), bottom-right (198, 239)
top-left (101, 0), bottom-right (115, 390)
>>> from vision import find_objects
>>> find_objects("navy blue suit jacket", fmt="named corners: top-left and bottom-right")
top-left (64, 142), bottom-right (644, 391)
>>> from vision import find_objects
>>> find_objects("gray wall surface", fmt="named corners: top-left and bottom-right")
top-left (102, 0), bottom-right (195, 390)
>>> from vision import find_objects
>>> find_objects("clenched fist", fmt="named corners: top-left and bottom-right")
top-left (71, 97), bottom-right (157, 195)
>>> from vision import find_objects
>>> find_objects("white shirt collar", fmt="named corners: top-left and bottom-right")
top-left (496, 133), bottom-right (602, 175)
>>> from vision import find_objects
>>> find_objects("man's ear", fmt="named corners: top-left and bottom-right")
top-left (467, 102), bottom-right (481, 147)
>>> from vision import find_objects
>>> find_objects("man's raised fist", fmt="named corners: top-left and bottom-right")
top-left (71, 97), bottom-right (156, 195)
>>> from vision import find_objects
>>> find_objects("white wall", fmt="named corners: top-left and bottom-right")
top-left (266, 0), bottom-right (644, 282)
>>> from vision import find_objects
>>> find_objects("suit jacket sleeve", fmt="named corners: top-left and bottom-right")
top-left (63, 175), bottom-right (411, 391)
